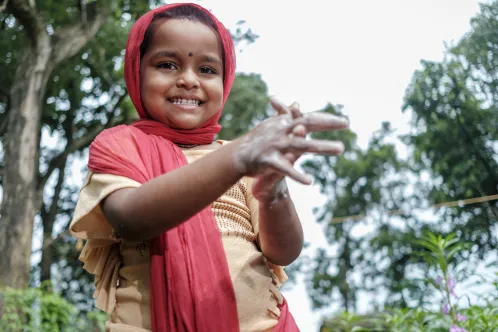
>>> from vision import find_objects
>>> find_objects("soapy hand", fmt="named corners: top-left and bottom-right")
top-left (232, 97), bottom-right (348, 202)
top-left (251, 100), bottom-right (306, 203)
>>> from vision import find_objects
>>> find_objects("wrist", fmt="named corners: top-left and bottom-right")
top-left (259, 178), bottom-right (290, 207)
top-left (231, 137), bottom-right (251, 177)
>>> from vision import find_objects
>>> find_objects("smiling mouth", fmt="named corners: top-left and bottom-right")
top-left (168, 98), bottom-right (203, 106)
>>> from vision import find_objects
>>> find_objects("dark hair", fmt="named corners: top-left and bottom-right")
top-left (140, 5), bottom-right (220, 59)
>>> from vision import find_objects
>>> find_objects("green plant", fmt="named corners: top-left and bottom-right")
top-left (0, 286), bottom-right (107, 331)
top-left (321, 232), bottom-right (498, 332)
top-left (416, 232), bottom-right (468, 331)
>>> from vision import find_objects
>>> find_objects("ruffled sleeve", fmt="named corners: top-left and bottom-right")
top-left (70, 172), bottom-right (141, 313)
top-left (244, 177), bottom-right (289, 286)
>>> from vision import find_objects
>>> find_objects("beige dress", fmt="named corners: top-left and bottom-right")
top-left (70, 147), bottom-right (288, 332)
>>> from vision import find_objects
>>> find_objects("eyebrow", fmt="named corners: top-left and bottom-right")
top-left (151, 50), bottom-right (221, 65)
top-left (151, 51), bottom-right (178, 60)
top-left (201, 55), bottom-right (221, 65)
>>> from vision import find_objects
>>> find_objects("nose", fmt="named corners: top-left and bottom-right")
top-left (176, 69), bottom-right (199, 90)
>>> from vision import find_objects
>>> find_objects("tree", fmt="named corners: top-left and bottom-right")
top-left (219, 73), bottom-right (269, 139)
top-left (0, 0), bottom-right (134, 289)
top-left (301, 109), bottom-right (426, 312)
top-left (403, 1), bottom-right (498, 256)
top-left (35, 10), bottom-right (139, 290)
top-left (302, 0), bottom-right (498, 321)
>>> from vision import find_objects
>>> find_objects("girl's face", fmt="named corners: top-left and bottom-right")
top-left (140, 19), bottom-right (224, 130)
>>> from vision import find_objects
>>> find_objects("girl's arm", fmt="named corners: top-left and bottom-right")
top-left (102, 111), bottom-right (347, 242)
top-left (102, 141), bottom-right (242, 241)
top-left (257, 179), bottom-right (303, 266)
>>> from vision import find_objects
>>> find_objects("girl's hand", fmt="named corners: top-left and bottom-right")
top-left (232, 98), bottom-right (348, 188)
top-left (251, 100), bottom-right (307, 203)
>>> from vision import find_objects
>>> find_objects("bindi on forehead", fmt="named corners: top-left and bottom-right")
top-left (188, 52), bottom-right (193, 57)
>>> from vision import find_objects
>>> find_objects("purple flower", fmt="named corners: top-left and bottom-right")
top-left (447, 277), bottom-right (456, 290)
top-left (435, 276), bottom-right (443, 285)
top-left (449, 325), bottom-right (468, 332)
top-left (442, 304), bottom-right (450, 314)
top-left (455, 313), bottom-right (467, 321)
top-left (447, 277), bottom-right (457, 297)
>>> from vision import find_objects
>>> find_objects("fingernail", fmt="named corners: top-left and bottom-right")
top-left (337, 141), bottom-right (345, 153)
top-left (292, 124), bottom-right (306, 136)
top-left (343, 116), bottom-right (350, 126)
top-left (272, 96), bottom-right (288, 107)
top-left (291, 101), bottom-right (300, 109)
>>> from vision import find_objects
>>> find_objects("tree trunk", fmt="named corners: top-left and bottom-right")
top-left (40, 224), bottom-right (54, 288)
top-left (339, 234), bottom-right (354, 312)
top-left (0, 0), bottom-right (108, 289)
top-left (40, 161), bottom-right (66, 287)
top-left (0, 32), bottom-right (53, 288)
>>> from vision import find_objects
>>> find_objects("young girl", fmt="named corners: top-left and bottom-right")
top-left (70, 3), bottom-right (347, 332)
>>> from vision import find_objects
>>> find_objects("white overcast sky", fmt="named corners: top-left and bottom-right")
top-left (171, 0), bottom-right (482, 330)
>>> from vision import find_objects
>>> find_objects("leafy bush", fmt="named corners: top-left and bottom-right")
top-left (321, 233), bottom-right (498, 332)
top-left (321, 305), bottom-right (498, 332)
top-left (0, 286), bottom-right (107, 332)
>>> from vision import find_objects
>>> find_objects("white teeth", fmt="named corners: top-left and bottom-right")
top-left (171, 98), bottom-right (200, 106)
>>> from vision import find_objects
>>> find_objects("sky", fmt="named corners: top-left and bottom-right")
top-left (166, 0), bottom-right (483, 330)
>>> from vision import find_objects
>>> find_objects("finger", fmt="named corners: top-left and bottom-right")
top-left (288, 103), bottom-right (306, 137)
top-left (289, 112), bottom-right (349, 133)
top-left (270, 97), bottom-right (291, 116)
top-left (265, 153), bottom-right (312, 185)
top-left (284, 152), bottom-right (298, 164)
top-left (286, 137), bottom-right (345, 155)
top-left (292, 124), bottom-right (307, 137)
top-left (289, 102), bottom-right (303, 119)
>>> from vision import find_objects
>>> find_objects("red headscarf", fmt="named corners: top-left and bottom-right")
top-left (125, 2), bottom-right (236, 145)
top-left (88, 3), bottom-right (298, 331)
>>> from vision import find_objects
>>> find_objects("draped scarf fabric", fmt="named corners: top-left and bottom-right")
top-left (87, 3), bottom-right (298, 331)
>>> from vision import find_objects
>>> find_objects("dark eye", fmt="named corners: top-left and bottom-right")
top-left (199, 66), bottom-right (217, 75)
top-left (156, 62), bottom-right (177, 70)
